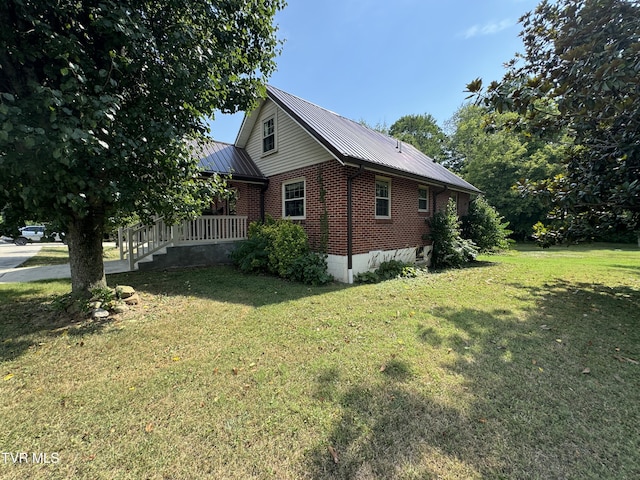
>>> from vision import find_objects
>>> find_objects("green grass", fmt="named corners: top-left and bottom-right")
top-left (0, 243), bottom-right (638, 479)
top-left (17, 244), bottom-right (121, 268)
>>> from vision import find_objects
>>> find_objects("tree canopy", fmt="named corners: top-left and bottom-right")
top-left (467, 0), bottom-right (640, 243)
top-left (0, 0), bottom-right (285, 296)
top-left (389, 113), bottom-right (447, 162)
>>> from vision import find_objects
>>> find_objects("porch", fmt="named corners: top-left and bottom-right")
top-left (118, 215), bottom-right (247, 270)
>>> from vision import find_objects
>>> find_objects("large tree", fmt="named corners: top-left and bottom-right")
top-left (447, 104), bottom-right (563, 238)
top-left (0, 0), bottom-right (285, 296)
top-left (389, 113), bottom-right (447, 162)
top-left (467, 0), bottom-right (640, 243)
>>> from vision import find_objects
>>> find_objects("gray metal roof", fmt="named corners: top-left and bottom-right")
top-left (195, 140), bottom-right (267, 183)
top-left (266, 85), bottom-right (480, 194)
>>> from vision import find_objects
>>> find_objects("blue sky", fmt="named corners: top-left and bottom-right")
top-left (208, 0), bottom-right (539, 143)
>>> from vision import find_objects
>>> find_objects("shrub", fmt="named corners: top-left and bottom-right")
top-left (354, 260), bottom-right (422, 284)
top-left (461, 196), bottom-right (513, 252)
top-left (260, 218), bottom-right (309, 277)
top-left (230, 235), bottom-right (269, 273)
top-left (287, 252), bottom-right (333, 285)
top-left (232, 217), bottom-right (331, 284)
top-left (426, 198), bottom-right (479, 268)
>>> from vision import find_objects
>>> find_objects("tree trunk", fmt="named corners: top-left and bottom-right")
top-left (67, 214), bottom-right (107, 298)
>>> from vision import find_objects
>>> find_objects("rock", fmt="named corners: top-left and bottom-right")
top-left (116, 285), bottom-right (136, 299)
top-left (92, 308), bottom-right (110, 319)
top-left (88, 301), bottom-right (102, 310)
top-left (123, 293), bottom-right (140, 305)
top-left (112, 302), bottom-right (129, 314)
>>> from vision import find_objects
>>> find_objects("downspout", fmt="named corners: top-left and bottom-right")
top-left (347, 164), bottom-right (364, 284)
top-left (259, 181), bottom-right (269, 223)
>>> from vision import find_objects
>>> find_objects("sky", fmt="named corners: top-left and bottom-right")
top-left (207, 0), bottom-right (540, 144)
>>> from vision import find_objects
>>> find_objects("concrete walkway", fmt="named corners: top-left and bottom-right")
top-left (0, 260), bottom-right (131, 283)
top-left (0, 241), bottom-right (131, 283)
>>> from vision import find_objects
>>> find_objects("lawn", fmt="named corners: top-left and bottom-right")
top-left (0, 244), bottom-right (638, 479)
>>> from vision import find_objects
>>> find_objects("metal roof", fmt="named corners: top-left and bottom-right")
top-left (265, 85), bottom-right (480, 194)
top-left (195, 140), bottom-right (267, 183)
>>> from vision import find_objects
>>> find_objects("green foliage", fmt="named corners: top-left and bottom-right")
top-left (426, 199), bottom-right (479, 268)
top-left (0, 0), bottom-right (284, 295)
top-left (468, 0), bottom-right (640, 241)
top-left (230, 235), bottom-right (270, 273)
top-left (260, 218), bottom-right (310, 277)
top-left (287, 252), bottom-right (333, 286)
top-left (389, 113), bottom-right (447, 162)
top-left (446, 104), bottom-right (562, 238)
top-left (354, 260), bottom-right (423, 284)
top-left (462, 196), bottom-right (513, 252)
top-left (232, 218), bottom-right (332, 285)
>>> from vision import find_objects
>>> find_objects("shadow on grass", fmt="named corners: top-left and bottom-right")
top-left (109, 265), bottom-right (348, 308)
top-left (0, 280), bottom-right (114, 361)
top-left (304, 279), bottom-right (640, 479)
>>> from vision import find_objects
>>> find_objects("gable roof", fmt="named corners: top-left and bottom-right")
top-left (195, 140), bottom-right (267, 184)
top-left (243, 85), bottom-right (479, 194)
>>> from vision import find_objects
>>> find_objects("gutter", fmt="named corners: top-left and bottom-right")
top-left (347, 164), bottom-right (365, 284)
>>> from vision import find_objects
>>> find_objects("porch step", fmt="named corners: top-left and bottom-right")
top-left (134, 247), bottom-right (167, 270)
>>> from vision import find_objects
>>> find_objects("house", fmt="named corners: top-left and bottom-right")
top-left (197, 85), bottom-right (480, 283)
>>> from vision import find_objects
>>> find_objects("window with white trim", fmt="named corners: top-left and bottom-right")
top-left (262, 116), bottom-right (275, 154)
top-left (375, 178), bottom-right (391, 218)
top-left (418, 186), bottom-right (429, 212)
top-left (283, 179), bottom-right (305, 219)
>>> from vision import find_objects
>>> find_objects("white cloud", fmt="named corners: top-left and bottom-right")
top-left (462, 19), bottom-right (514, 39)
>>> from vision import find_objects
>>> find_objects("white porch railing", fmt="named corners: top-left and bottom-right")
top-left (119, 215), bottom-right (247, 270)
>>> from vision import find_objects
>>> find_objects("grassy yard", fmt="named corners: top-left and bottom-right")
top-left (0, 244), bottom-right (638, 479)
top-left (16, 244), bottom-right (121, 268)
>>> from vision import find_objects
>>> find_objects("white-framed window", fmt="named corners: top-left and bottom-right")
top-left (262, 115), bottom-right (276, 154)
top-left (283, 178), bottom-right (305, 219)
top-left (418, 186), bottom-right (429, 212)
top-left (375, 177), bottom-right (391, 218)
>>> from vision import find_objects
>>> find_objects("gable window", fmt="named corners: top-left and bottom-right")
top-left (375, 178), bottom-right (391, 218)
top-left (418, 186), bottom-right (429, 212)
top-left (262, 116), bottom-right (276, 154)
top-left (283, 179), bottom-right (305, 219)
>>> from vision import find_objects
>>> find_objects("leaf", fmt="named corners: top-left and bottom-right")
top-left (328, 446), bottom-right (339, 464)
top-left (145, 422), bottom-right (154, 433)
top-left (3, 373), bottom-right (14, 381)
top-left (581, 367), bottom-right (591, 374)
top-left (540, 324), bottom-right (552, 330)
top-left (555, 339), bottom-right (562, 343)
top-left (379, 364), bottom-right (386, 372)
top-left (172, 356), bottom-right (181, 362)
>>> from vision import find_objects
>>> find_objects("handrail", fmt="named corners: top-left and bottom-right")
top-left (119, 215), bottom-right (248, 269)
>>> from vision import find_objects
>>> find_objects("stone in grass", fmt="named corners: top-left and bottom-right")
top-left (112, 302), bottom-right (129, 314)
top-left (92, 308), bottom-right (110, 319)
top-left (116, 285), bottom-right (136, 299)
top-left (123, 293), bottom-right (140, 306)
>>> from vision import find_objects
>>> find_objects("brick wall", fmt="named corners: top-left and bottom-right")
top-left (259, 161), bottom-right (473, 257)
top-left (231, 181), bottom-right (264, 224)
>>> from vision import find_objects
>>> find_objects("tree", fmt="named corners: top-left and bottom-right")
top-left (0, 0), bottom-right (285, 297)
top-left (389, 113), bottom-right (446, 162)
top-left (447, 104), bottom-right (562, 238)
top-left (467, 0), bottom-right (640, 243)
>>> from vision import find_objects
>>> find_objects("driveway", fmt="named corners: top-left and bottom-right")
top-left (0, 241), bottom-right (44, 271)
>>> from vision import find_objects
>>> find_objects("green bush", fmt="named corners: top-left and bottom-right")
top-left (232, 217), bottom-right (331, 284)
top-left (354, 260), bottom-right (422, 284)
top-left (461, 196), bottom-right (513, 252)
top-left (426, 198), bottom-right (479, 268)
top-left (287, 252), bottom-right (333, 285)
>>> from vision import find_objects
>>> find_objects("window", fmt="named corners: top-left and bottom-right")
top-left (262, 116), bottom-right (275, 153)
top-left (375, 178), bottom-right (391, 218)
top-left (418, 186), bottom-right (429, 212)
top-left (283, 179), bottom-right (305, 219)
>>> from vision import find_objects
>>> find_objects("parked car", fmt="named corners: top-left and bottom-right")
top-left (14, 226), bottom-right (65, 245)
